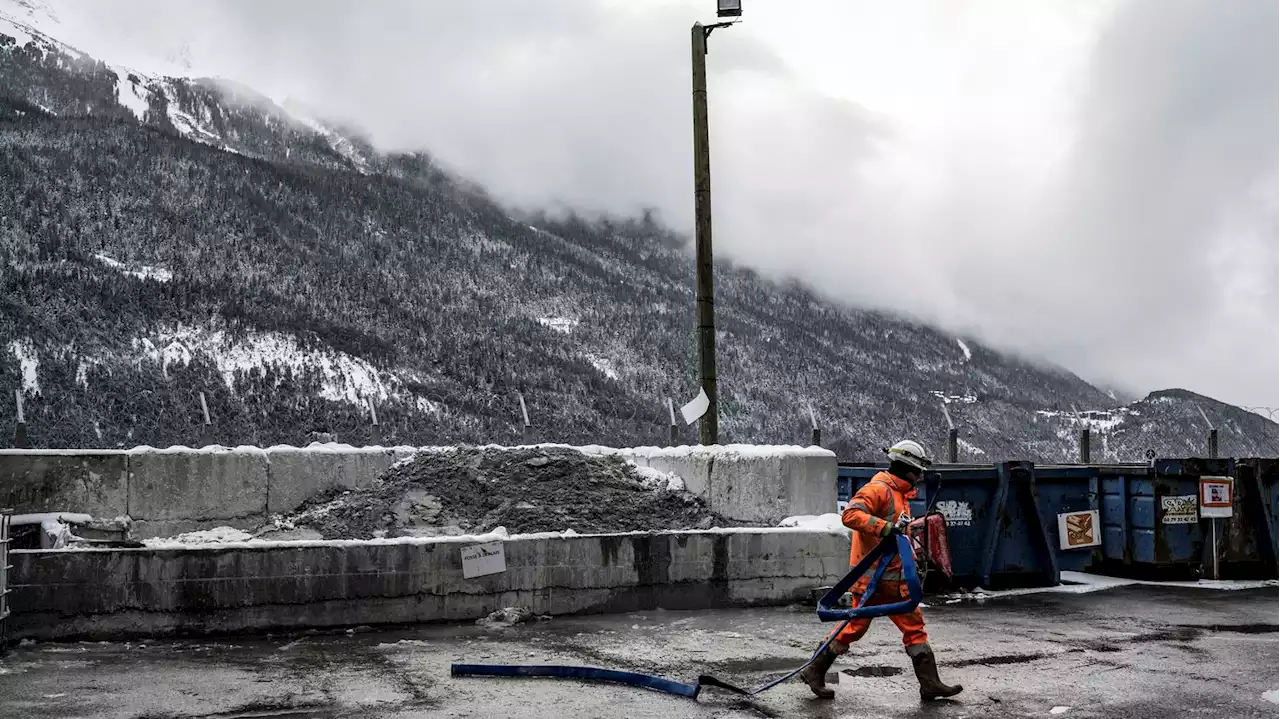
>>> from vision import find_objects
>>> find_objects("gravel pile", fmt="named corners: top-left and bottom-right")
top-left (270, 446), bottom-right (748, 539)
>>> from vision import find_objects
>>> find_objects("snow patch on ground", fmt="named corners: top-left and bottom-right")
top-left (112, 67), bottom-right (150, 120)
top-left (129, 325), bottom-right (400, 406)
top-left (141, 526), bottom-right (253, 547)
top-left (956, 338), bottom-right (972, 361)
top-left (1050, 708), bottom-right (1070, 715)
top-left (0, 12), bottom-right (36, 48)
top-left (94, 253), bottom-right (173, 282)
top-left (957, 438), bottom-right (986, 456)
top-left (74, 358), bottom-right (103, 387)
top-left (9, 339), bottom-right (40, 394)
top-left (586, 355), bottom-right (619, 380)
top-left (1038, 408), bottom-right (1130, 435)
top-left (631, 465), bottom-right (685, 492)
top-left (777, 514), bottom-right (849, 533)
top-left (537, 317), bottom-right (579, 334)
top-left (945, 571), bottom-right (1279, 602)
top-left (931, 391), bottom-right (977, 405)
top-left (289, 111), bottom-right (371, 173)
top-left (1263, 689), bottom-right (1278, 705)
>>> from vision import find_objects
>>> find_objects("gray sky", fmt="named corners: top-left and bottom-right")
top-left (25, 0), bottom-right (1279, 411)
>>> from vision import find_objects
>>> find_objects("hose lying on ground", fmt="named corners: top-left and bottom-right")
top-left (450, 532), bottom-right (921, 699)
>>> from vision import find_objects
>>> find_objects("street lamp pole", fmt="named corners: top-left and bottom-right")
top-left (691, 7), bottom-right (738, 446)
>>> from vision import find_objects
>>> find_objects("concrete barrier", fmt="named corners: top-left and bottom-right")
top-left (0, 443), bottom-right (836, 537)
top-left (579, 445), bottom-right (837, 524)
top-left (263, 446), bottom-right (397, 515)
top-left (0, 450), bottom-right (129, 519)
top-left (127, 448), bottom-right (270, 539)
top-left (7, 529), bottom-right (850, 641)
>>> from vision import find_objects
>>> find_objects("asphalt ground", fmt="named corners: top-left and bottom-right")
top-left (1, 584), bottom-right (1276, 718)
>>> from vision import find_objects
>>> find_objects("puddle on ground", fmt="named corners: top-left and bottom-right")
top-left (841, 665), bottom-right (904, 677)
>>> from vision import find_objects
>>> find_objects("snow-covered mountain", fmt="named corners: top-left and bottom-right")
top-left (0, 5), bottom-right (1275, 460)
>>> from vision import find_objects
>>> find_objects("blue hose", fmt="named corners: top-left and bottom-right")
top-left (450, 532), bottom-right (921, 699)
top-left (450, 664), bottom-right (702, 698)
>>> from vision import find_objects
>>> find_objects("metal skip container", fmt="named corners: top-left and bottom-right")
top-left (1036, 462), bottom-right (1207, 580)
top-left (837, 460), bottom-right (1218, 587)
top-left (838, 463), bottom-right (1061, 589)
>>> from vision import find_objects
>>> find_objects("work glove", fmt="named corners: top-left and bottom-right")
top-left (879, 521), bottom-right (903, 537)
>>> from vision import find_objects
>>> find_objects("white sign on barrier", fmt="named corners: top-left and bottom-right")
top-left (1057, 510), bottom-right (1101, 550)
top-left (461, 541), bottom-right (507, 579)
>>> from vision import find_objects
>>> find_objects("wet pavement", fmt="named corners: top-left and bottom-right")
top-left (0, 585), bottom-right (1276, 718)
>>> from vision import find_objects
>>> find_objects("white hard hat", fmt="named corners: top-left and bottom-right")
top-left (885, 439), bottom-right (932, 472)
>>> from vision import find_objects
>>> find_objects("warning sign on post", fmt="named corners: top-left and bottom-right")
top-left (1057, 510), bottom-right (1101, 550)
top-left (461, 541), bottom-right (507, 579)
top-left (1199, 476), bottom-right (1233, 519)
top-left (1161, 495), bottom-right (1198, 524)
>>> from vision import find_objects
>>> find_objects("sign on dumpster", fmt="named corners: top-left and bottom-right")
top-left (461, 541), bottom-right (507, 579)
top-left (1199, 476), bottom-right (1233, 519)
top-left (1161, 495), bottom-right (1198, 524)
top-left (1057, 510), bottom-right (1101, 550)
top-left (935, 500), bottom-right (973, 527)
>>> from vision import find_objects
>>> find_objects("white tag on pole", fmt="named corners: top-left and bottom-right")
top-left (680, 388), bottom-right (710, 425)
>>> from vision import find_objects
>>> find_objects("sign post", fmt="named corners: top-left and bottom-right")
top-left (198, 391), bottom-right (214, 448)
top-left (12, 390), bottom-right (28, 449)
top-left (1199, 476), bottom-right (1234, 580)
top-left (807, 401), bottom-right (820, 447)
top-left (667, 398), bottom-right (678, 447)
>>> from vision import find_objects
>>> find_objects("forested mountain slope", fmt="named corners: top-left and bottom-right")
top-left (1, 11), bottom-right (1274, 460)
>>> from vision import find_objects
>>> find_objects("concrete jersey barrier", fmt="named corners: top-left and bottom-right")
top-left (7, 529), bottom-right (851, 641)
top-left (0, 444), bottom-right (838, 537)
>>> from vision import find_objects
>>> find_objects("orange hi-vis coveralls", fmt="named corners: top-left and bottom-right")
top-left (829, 471), bottom-right (928, 651)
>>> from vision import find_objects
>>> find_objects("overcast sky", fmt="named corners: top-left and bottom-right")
top-left (23, 0), bottom-right (1279, 411)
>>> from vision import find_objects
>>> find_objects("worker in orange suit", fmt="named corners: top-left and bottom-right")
top-left (799, 440), bottom-right (963, 701)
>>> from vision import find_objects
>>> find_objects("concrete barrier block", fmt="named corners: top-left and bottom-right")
top-left (264, 446), bottom-right (396, 515)
top-left (127, 448), bottom-right (268, 526)
top-left (0, 450), bottom-right (129, 518)
top-left (9, 529), bottom-right (850, 641)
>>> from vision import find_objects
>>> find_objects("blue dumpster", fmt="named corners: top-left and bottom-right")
top-left (837, 460), bottom-right (1215, 588)
top-left (837, 463), bottom-right (1059, 589)
top-left (1036, 463), bottom-right (1206, 580)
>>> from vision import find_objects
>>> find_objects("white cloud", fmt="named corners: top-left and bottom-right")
top-left (18, 0), bottom-right (1278, 410)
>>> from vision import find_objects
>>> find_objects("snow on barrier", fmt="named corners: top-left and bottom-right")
top-left (0, 443), bottom-right (837, 537)
top-left (6, 527), bottom-right (852, 641)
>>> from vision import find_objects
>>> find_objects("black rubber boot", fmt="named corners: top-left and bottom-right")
top-left (907, 643), bottom-right (963, 700)
top-left (798, 643), bottom-right (841, 699)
